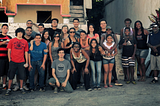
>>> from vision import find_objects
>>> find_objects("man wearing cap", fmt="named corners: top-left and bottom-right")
top-left (147, 24), bottom-right (160, 83)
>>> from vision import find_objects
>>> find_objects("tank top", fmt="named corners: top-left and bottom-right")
top-left (51, 42), bottom-right (61, 60)
top-left (123, 27), bottom-right (133, 36)
top-left (65, 37), bottom-right (77, 54)
top-left (135, 31), bottom-right (148, 49)
top-left (90, 47), bottom-right (102, 61)
top-left (87, 33), bottom-right (99, 40)
top-left (80, 38), bottom-right (90, 55)
top-left (72, 50), bottom-right (86, 63)
top-left (103, 42), bottom-right (115, 60)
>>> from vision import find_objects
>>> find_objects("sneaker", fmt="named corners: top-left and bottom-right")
top-left (39, 87), bottom-right (45, 92)
top-left (115, 83), bottom-right (123, 86)
top-left (30, 89), bottom-right (34, 92)
top-left (54, 87), bottom-right (58, 93)
top-left (87, 88), bottom-right (92, 91)
top-left (151, 78), bottom-right (158, 84)
top-left (2, 86), bottom-right (7, 90)
top-left (5, 89), bottom-right (11, 96)
top-left (60, 87), bottom-right (64, 92)
top-left (20, 88), bottom-right (26, 94)
top-left (93, 86), bottom-right (97, 90)
top-left (132, 81), bottom-right (136, 85)
top-left (126, 81), bottom-right (130, 84)
top-left (23, 85), bottom-right (29, 91)
top-left (97, 86), bottom-right (101, 90)
top-left (13, 85), bottom-right (19, 91)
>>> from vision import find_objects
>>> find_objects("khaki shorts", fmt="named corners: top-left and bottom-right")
top-left (150, 55), bottom-right (160, 70)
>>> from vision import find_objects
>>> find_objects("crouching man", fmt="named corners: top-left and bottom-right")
top-left (49, 48), bottom-right (73, 93)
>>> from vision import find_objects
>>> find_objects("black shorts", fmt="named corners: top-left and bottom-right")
top-left (8, 61), bottom-right (25, 80)
top-left (0, 58), bottom-right (9, 76)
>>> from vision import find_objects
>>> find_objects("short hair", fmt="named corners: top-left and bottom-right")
top-left (38, 23), bottom-right (44, 27)
top-left (26, 20), bottom-right (33, 23)
top-left (26, 27), bottom-right (32, 30)
top-left (80, 30), bottom-right (87, 34)
top-left (15, 28), bottom-right (25, 36)
top-left (100, 18), bottom-right (107, 24)
top-left (72, 42), bottom-right (81, 50)
top-left (124, 18), bottom-right (132, 23)
top-left (1, 24), bottom-right (8, 28)
top-left (73, 18), bottom-right (79, 22)
top-left (34, 34), bottom-right (41, 38)
top-left (68, 27), bottom-right (75, 33)
top-left (51, 18), bottom-right (59, 23)
top-left (124, 27), bottom-right (130, 31)
top-left (57, 48), bottom-right (65, 53)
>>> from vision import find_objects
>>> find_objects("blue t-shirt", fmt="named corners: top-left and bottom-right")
top-left (29, 42), bottom-right (47, 61)
top-left (148, 31), bottom-right (160, 56)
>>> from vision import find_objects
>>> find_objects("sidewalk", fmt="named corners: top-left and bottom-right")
top-left (0, 78), bottom-right (160, 106)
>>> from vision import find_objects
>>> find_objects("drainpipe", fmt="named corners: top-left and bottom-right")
top-left (83, 0), bottom-right (87, 24)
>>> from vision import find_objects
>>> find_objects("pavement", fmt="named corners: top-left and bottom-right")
top-left (0, 78), bottom-right (160, 106)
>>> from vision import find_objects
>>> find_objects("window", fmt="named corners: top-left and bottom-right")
top-left (37, 11), bottom-right (51, 23)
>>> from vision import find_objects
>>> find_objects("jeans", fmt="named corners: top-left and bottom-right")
top-left (90, 60), bottom-right (102, 87)
top-left (29, 60), bottom-right (45, 89)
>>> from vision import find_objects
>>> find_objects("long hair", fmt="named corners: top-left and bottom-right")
top-left (41, 30), bottom-right (50, 42)
top-left (60, 25), bottom-right (69, 40)
top-left (87, 24), bottom-right (95, 34)
top-left (134, 20), bottom-right (144, 36)
top-left (52, 32), bottom-right (61, 47)
top-left (89, 39), bottom-right (99, 56)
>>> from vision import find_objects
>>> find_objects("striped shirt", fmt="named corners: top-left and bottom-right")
top-left (0, 34), bottom-right (12, 59)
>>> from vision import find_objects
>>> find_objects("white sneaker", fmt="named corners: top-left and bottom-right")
top-left (23, 85), bottom-right (29, 91)
top-left (13, 85), bottom-right (19, 91)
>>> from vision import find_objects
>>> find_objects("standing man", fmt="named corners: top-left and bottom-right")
top-left (26, 20), bottom-right (38, 38)
top-left (73, 18), bottom-right (83, 38)
top-left (5, 28), bottom-right (28, 96)
top-left (46, 18), bottom-right (61, 40)
top-left (38, 23), bottom-right (45, 36)
top-left (98, 19), bottom-right (107, 40)
top-left (48, 48), bottom-right (73, 93)
top-left (147, 24), bottom-right (160, 83)
top-left (28, 34), bottom-right (47, 91)
top-left (0, 24), bottom-right (12, 90)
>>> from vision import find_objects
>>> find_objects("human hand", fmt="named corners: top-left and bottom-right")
top-left (40, 64), bottom-right (45, 70)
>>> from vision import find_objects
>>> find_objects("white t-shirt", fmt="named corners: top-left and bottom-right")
top-left (103, 41), bottom-right (115, 60)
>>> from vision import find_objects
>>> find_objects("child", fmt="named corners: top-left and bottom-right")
top-left (119, 27), bottom-right (137, 84)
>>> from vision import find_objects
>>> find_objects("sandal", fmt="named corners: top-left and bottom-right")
top-left (109, 85), bottom-right (113, 87)
top-left (104, 85), bottom-right (108, 88)
top-left (138, 77), bottom-right (143, 82)
top-left (141, 76), bottom-right (146, 81)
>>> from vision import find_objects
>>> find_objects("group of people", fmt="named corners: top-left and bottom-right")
top-left (0, 17), bottom-right (160, 96)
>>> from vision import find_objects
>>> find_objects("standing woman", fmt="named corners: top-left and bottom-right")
top-left (134, 20), bottom-right (149, 81)
top-left (49, 33), bottom-right (63, 78)
top-left (87, 24), bottom-right (100, 43)
top-left (64, 28), bottom-right (77, 61)
top-left (41, 30), bottom-right (50, 84)
top-left (78, 30), bottom-right (90, 55)
top-left (70, 42), bottom-right (92, 91)
top-left (103, 34), bottom-right (118, 88)
top-left (60, 25), bottom-right (69, 42)
top-left (89, 39), bottom-right (104, 90)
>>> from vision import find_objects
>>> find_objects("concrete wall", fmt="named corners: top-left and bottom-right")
top-left (104, 0), bottom-right (160, 33)
top-left (14, 5), bottom-right (62, 23)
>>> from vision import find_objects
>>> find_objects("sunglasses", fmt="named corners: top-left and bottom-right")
top-left (54, 36), bottom-right (60, 38)
top-left (70, 31), bottom-right (75, 33)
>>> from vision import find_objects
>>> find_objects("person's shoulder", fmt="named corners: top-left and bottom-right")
top-left (56, 28), bottom-right (61, 31)
top-left (64, 59), bottom-right (70, 64)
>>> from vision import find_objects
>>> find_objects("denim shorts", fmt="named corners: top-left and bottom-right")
top-left (103, 58), bottom-right (115, 64)
top-left (136, 49), bottom-right (149, 59)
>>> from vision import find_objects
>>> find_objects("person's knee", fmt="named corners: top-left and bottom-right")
top-left (49, 82), bottom-right (55, 86)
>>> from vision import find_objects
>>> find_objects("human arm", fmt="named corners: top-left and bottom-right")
top-left (132, 44), bottom-right (137, 60)
top-left (120, 29), bottom-right (123, 39)
top-left (24, 52), bottom-right (28, 68)
top-left (0, 40), bottom-right (9, 46)
top-left (40, 45), bottom-right (48, 70)
top-left (100, 34), bottom-right (111, 52)
top-left (8, 49), bottom-right (11, 62)
top-left (61, 69), bottom-right (70, 87)
top-left (49, 42), bottom-right (53, 63)
top-left (28, 54), bottom-right (33, 71)
top-left (112, 47), bottom-right (118, 56)
top-left (81, 49), bottom-right (90, 74)
top-left (61, 42), bottom-right (64, 48)
top-left (110, 34), bottom-right (118, 52)
top-left (98, 46), bottom-right (105, 55)
top-left (29, 40), bottom-right (34, 51)
top-left (70, 49), bottom-right (76, 74)
top-left (52, 68), bottom-right (60, 87)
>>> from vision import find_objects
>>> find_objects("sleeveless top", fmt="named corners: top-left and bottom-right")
top-left (65, 37), bottom-right (77, 54)
top-left (87, 33), bottom-right (99, 40)
top-left (51, 42), bottom-right (61, 60)
top-left (135, 31), bottom-right (148, 49)
top-left (123, 27), bottom-right (133, 36)
top-left (72, 50), bottom-right (86, 63)
top-left (103, 42), bottom-right (115, 60)
top-left (90, 47), bottom-right (102, 61)
top-left (80, 38), bottom-right (90, 55)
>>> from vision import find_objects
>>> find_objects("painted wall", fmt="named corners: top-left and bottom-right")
top-left (104, 0), bottom-right (160, 33)
top-left (14, 5), bottom-right (62, 23)
top-left (3, 0), bottom-right (70, 15)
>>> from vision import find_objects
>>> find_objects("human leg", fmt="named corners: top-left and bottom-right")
top-left (90, 60), bottom-right (96, 87)
top-left (95, 61), bottom-right (102, 87)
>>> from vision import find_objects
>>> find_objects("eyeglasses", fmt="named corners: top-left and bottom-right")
top-left (74, 46), bottom-right (79, 48)
top-left (70, 31), bottom-right (75, 33)
top-left (27, 23), bottom-right (32, 24)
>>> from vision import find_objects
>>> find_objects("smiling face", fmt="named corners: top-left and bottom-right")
top-left (73, 44), bottom-right (80, 53)
top-left (80, 32), bottom-right (86, 39)
top-left (62, 26), bottom-right (68, 34)
top-left (152, 26), bottom-right (159, 33)
top-left (51, 20), bottom-right (58, 27)
top-left (44, 31), bottom-right (49, 40)
top-left (69, 29), bottom-right (75, 37)
top-left (136, 22), bottom-right (141, 29)
top-left (34, 35), bottom-right (41, 43)
top-left (54, 34), bottom-right (60, 41)
top-left (25, 28), bottom-right (32, 36)
top-left (73, 20), bottom-right (79, 28)
top-left (38, 26), bottom-right (44, 33)
top-left (125, 21), bottom-right (131, 27)
top-left (26, 21), bottom-right (33, 27)
top-left (100, 21), bottom-right (107, 29)
top-left (89, 25), bottom-right (94, 33)
top-left (106, 35), bottom-right (113, 43)
top-left (91, 40), bottom-right (97, 48)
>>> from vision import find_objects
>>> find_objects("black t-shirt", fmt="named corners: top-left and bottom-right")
top-left (45, 28), bottom-right (61, 40)
top-left (23, 36), bottom-right (34, 43)
top-left (119, 36), bottom-right (137, 57)
top-left (98, 30), bottom-right (106, 40)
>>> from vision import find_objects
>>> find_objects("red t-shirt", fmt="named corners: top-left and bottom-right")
top-left (7, 38), bottom-right (29, 63)
top-left (87, 33), bottom-right (99, 40)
